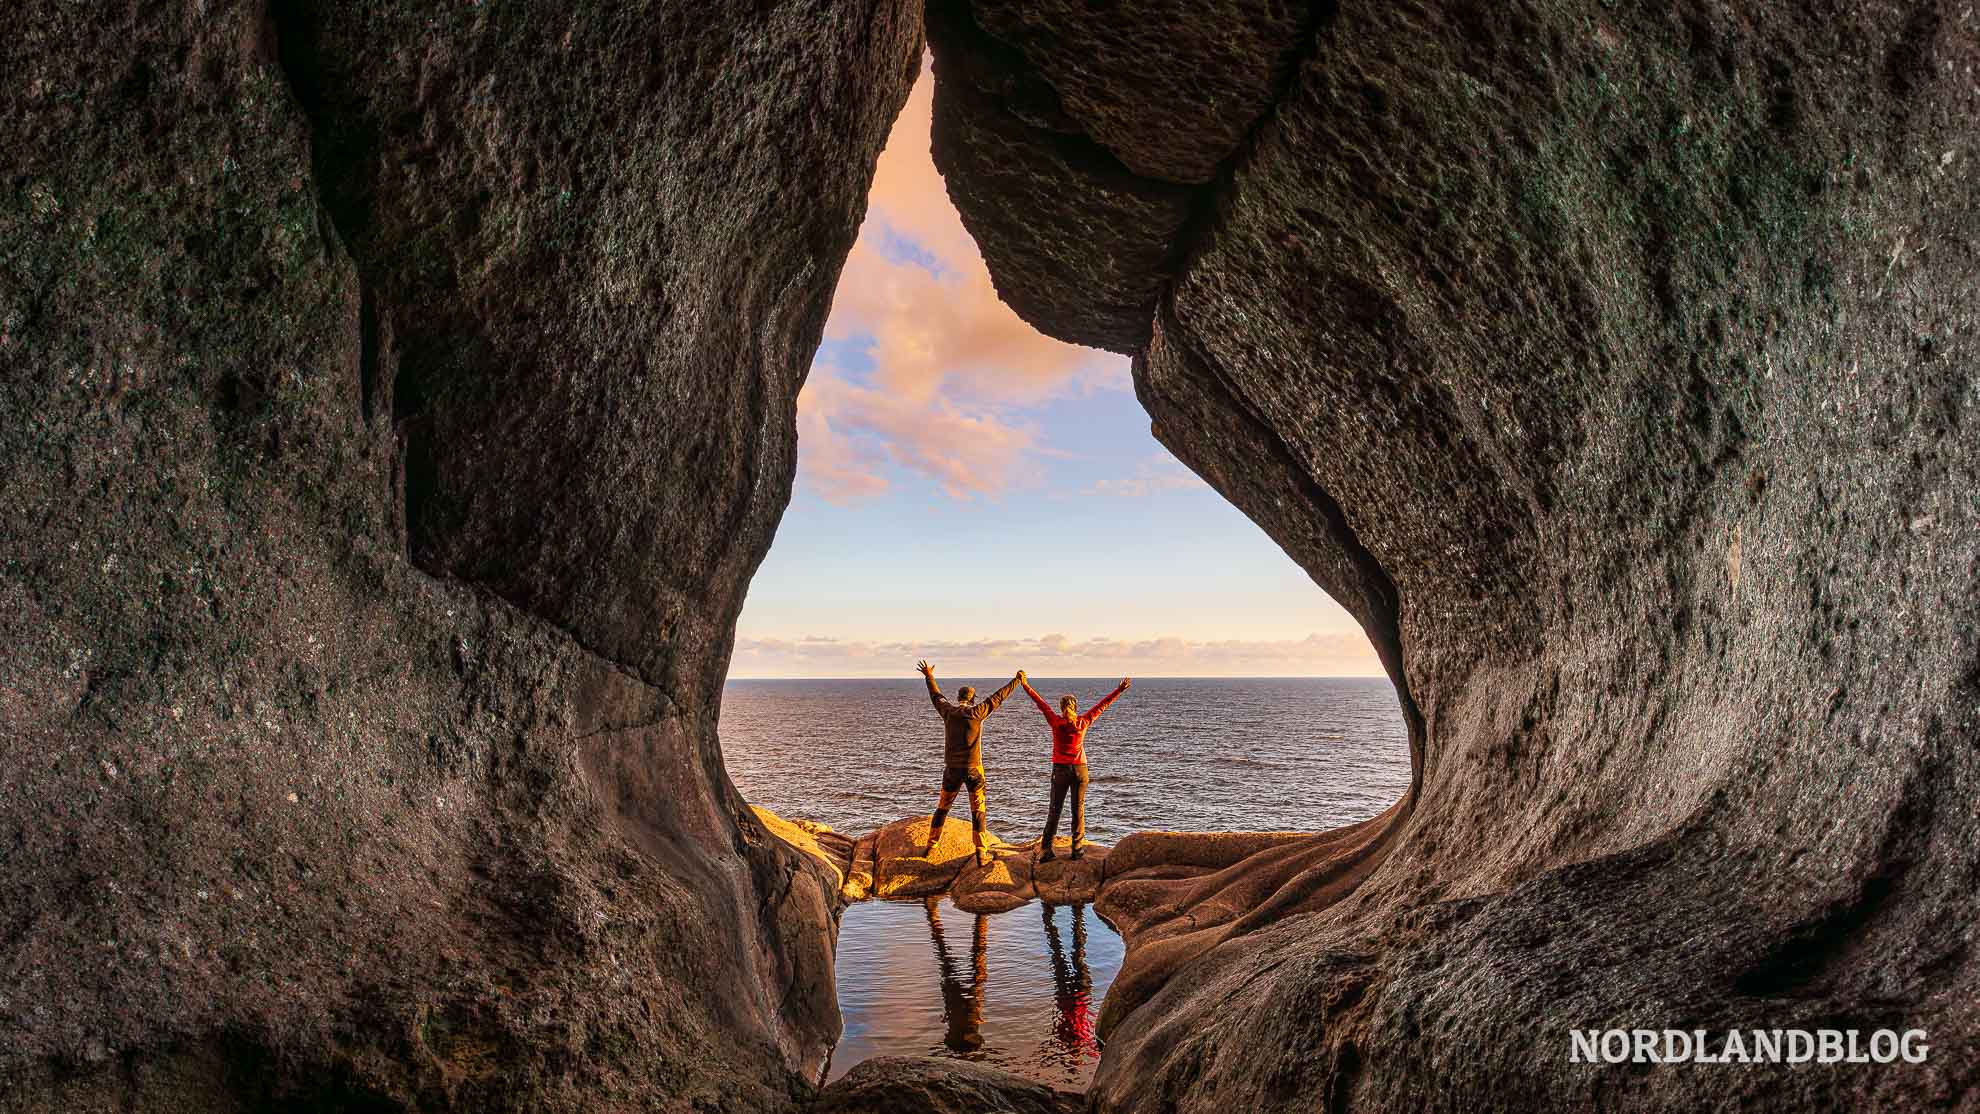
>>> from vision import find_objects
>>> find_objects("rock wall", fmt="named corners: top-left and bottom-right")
top-left (926, 1), bottom-right (1979, 1110)
top-left (0, 1), bottom-right (918, 1109)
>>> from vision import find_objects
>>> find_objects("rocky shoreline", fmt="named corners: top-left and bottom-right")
top-left (754, 806), bottom-right (1320, 926)
top-left (754, 807), bottom-right (1115, 912)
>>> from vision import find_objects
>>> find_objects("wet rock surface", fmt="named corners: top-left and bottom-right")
top-left (0, 0), bottom-right (918, 1109)
top-left (927, 1), bottom-right (1980, 1110)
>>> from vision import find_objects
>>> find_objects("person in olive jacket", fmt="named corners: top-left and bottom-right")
top-left (917, 660), bottom-right (1023, 866)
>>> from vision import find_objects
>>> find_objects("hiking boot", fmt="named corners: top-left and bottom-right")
top-left (1037, 845), bottom-right (1057, 863)
top-left (1068, 843), bottom-right (1084, 861)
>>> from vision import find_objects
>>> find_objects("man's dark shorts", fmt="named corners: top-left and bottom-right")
top-left (941, 766), bottom-right (985, 793)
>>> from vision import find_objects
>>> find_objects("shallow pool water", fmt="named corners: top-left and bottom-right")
top-left (826, 897), bottom-right (1124, 1090)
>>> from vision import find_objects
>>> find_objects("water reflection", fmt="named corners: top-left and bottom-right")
top-left (1042, 902), bottom-right (1098, 1058)
top-left (926, 900), bottom-right (988, 1052)
top-left (828, 897), bottom-right (1124, 1088)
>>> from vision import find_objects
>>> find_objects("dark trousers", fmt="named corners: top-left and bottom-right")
top-left (1042, 762), bottom-right (1088, 847)
top-left (931, 766), bottom-right (988, 843)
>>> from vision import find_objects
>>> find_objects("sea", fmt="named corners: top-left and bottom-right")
top-left (719, 676), bottom-right (1411, 1090)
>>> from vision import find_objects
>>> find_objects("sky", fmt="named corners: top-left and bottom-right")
top-left (730, 67), bottom-right (1381, 679)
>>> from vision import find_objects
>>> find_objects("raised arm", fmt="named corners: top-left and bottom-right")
top-left (1080, 678), bottom-right (1131, 727)
top-left (981, 671), bottom-right (1024, 715)
top-left (918, 660), bottom-right (944, 708)
top-left (1021, 679), bottom-right (1057, 722)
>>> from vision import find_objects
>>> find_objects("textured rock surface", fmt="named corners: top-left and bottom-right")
top-left (0, 0), bottom-right (918, 1109)
top-left (965, 0), bottom-right (1313, 184)
top-left (930, 1), bottom-right (1980, 1110)
top-left (926, 0), bottom-right (1194, 352)
top-left (808, 1055), bottom-right (1083, 1114)
top-left (761, 815), bottom-right (1111, 910)
top-left (11, 0), bottom-right (1977, 1109)
top-left (869, 815), bottom-right (1010, 899)
top-left (843, 833), bottom-right (880, 901)
top-left (1099, 830), bottom-right (1308, 881)
top-left (1029, 839), bottom-right (1109, 905)
top-left (1093, 810), bottom-right (1403, 1034)
top-left (951, 846), bottom-right (1037, 913)
top-left (755, 807), bottom-right (858, 891)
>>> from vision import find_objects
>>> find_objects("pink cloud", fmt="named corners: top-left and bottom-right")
top-left (798, 63), bottom-right (1121, 503)
top-left (799, 364), bottom-right (1043, 502)
top-left (796, 384), bottom-right (891, 504)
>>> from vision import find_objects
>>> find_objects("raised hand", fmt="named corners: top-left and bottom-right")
top-left (917, 660), bottom-right (933, 676)
top-left (1016, 669), bottom-right (1028, 684)
top-left (1120, 677), bottom-right (1132, 690)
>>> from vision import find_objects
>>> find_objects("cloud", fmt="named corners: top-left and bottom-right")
top-left (798, 363), bottom-right (1043, 502)
top-left (795, 381), bottom-right (891, 503)
top-left (797, 62), bottom-right (1123, 503)
top-left (729, 630), bottom-right (1384, 678)
top-left (827, 236), bottom-right (1116, 405)
top-left (1079, 452), bottom-right (1207, 498)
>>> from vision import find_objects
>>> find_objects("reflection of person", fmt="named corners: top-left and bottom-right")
top-left (918, 660), bottom-right (1023, 866)
top-left (1042, 902), bottom-right (1097, 1055)
top-left (1021, 678), bottom-right (1129, 860)
top-left (925, 899), bottom-right (988, 1053)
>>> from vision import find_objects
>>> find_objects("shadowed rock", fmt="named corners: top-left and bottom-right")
top-left (1093, 810), bottom-right (1405, 1033)
top-left (843, 833), bottom-right (880, 901)
top-left (966, 0), bottom-right (1313, 184)
top-left (1030, 839), bottom-right (1110, 905)
top-left (809, 1055), bottom-right (1083, 1114)
top-left (952, 846), bottom-right (1037, 913)
top-left (11, 0), bottom-right (1977, 1109)
top-left (1100, 830), bottom-right (1309, 882)
top-left (926, 0), bottom-right (1193, 352)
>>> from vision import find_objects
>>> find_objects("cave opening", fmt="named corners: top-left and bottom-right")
top-left (716, 62), bottom-right (1413, 1091)
top-left (13, 0), bottom-right (1973, 1109)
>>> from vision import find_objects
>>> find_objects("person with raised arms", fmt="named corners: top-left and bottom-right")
top-left (1021, 676), bottom-right (1129, 861)
top-left (917, 660), bottom-right (1023, 866)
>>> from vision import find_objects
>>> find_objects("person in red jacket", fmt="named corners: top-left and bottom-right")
top-left (1021, 677), bottom-right (1129, 861)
